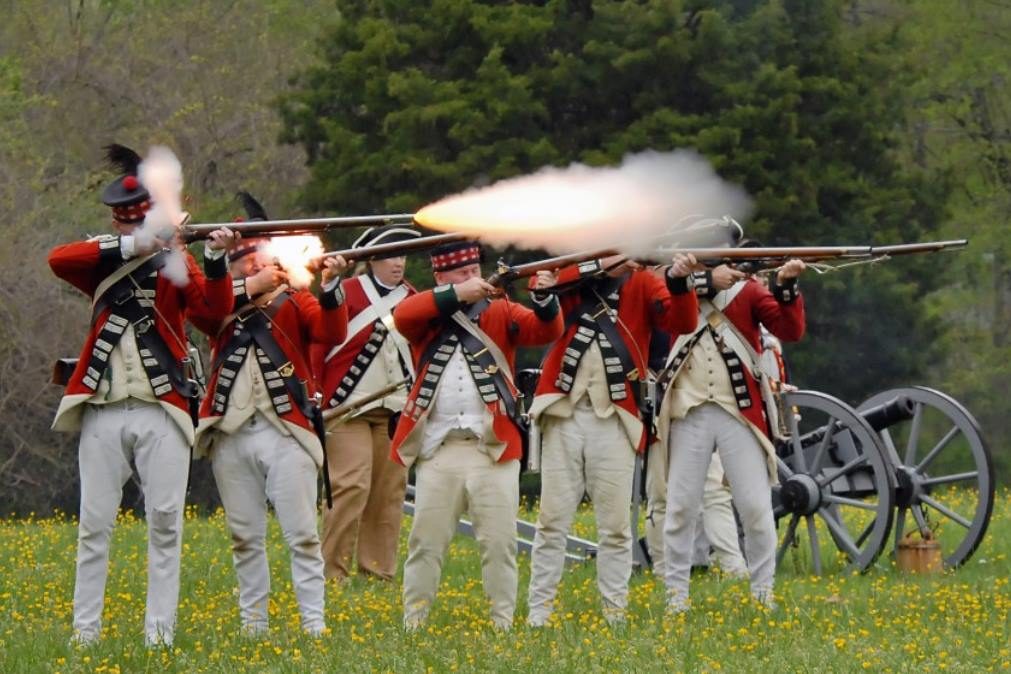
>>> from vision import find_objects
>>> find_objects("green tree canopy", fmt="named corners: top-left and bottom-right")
top-left (282, 0), bottom-right (947, 402)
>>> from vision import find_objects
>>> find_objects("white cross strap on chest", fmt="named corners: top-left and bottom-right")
top-left (325, 275), bottom-right (412, 376)
top-left (664, 280), bottom-right (749, 375)
top-left (692, 281), bottom-right (786, 439)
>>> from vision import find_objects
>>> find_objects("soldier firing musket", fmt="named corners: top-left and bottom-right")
top-left (189, 191), bottom-right (349, 638)
top-left (49, 144), bottom-right (238, 648)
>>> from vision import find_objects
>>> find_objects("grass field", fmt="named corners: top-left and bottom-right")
top-left (1, 490), bottom-right (1008, 673)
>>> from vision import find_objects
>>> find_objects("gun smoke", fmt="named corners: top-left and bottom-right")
top-left (415, 150), bottom-right (754, 256)
top-left (136, 146), bottom-right (189, 286)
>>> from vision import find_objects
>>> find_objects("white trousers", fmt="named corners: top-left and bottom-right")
top-left (74, 401), bottom-right (189, 645)
top-left (663, 403), bottom-right (776, 603)
top-left (403, 435), bottom-right (519, 630)
top-left (211, 415), bottom-right (325, 633)
top-left (645, 452), bottom-right (747, 578)
top-left (528, 403), bottom-right (635, 623)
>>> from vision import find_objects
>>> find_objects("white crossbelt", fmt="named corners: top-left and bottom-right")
top-left (665, 280), bottom-right (785, 439)
top-left (325, 275), bottom-right (414, 377)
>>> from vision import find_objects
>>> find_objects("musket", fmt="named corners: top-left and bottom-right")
top-left (319, 232), bottom-right (471, 262)
top-left (323, 379), bottom-right (410, 424)
top-left (485, 248), bottom-right (618, 286)
top-left (180, 213), bottom-right (416, 243)
top-left (486, 239), bottom-right (968, 286)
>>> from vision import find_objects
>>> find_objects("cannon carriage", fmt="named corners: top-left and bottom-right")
top-left (771, 386), bottom-right (994, 575)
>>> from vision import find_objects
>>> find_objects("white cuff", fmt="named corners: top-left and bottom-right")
top-left (203, 243), bottom-right (226, 261)
top-left (530, 291), bottom-right (553, 306)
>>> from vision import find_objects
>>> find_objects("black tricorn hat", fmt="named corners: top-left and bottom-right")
top-left (101, 144), bottom-right (151, 223)
top-left (237, 190), bottom-right (269, 222)
top-left (352, 224), bottom-right (422, 259)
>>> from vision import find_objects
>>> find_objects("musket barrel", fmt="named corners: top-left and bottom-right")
top-left (870, 239), bottom-right (968, 256)
top-left (320, 232), bottom-right (470, 262)
top-left (181, 213), bottom-right (416, 242)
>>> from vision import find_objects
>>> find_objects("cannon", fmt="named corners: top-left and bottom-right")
top-left (772, 386), bottom-right (994, 575)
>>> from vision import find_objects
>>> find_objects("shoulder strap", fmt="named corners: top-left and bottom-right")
top-left (90, 252), bottom-right (166, 325)
top-left (711, 279), bottom-right (747, 311)
top-left (90, 251), bottom-right (159, 310)
top-left (324, 276), bottom-right (411, 370)
top-left (450, 306), bottom-right (523, 423)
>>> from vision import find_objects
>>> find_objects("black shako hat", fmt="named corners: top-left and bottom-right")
top-left (229, 190), bottom-right (270, 262)
top-left (352, 224), bottom-right (422, 260)
top-left (101, 144), bottom-right (152, 224)
top-left (430, 240), bottom-right (483, 272)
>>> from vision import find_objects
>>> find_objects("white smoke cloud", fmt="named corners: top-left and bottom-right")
top-left (416, 149), bottom-right (753, 257)
top-left (135, 146), bottom-right (189, 286)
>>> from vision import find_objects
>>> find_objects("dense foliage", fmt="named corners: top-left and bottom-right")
top-left (279, 0), bottom-right (947, 402)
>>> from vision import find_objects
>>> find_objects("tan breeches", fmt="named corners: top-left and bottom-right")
top-left (402, 435), bottom-right (520, 630)
top-left (528, 404), bottom-right (636, 623)
top-left (322, 409), bottom-right (407, 581)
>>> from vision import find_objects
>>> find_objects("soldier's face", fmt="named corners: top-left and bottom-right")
top-left (434, 263), bottom-right (482, 285)
top-left (112, 220), bottom-right (138, 236)
top-left (232, 250), bottom-right (268, 279)
top-left (370, 256), bottom-right (406, 286)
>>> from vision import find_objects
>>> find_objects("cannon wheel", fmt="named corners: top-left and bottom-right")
top-left (858, 387), bottom-right (994, 568)
top-left (773, 390), bottom-right (895, 575)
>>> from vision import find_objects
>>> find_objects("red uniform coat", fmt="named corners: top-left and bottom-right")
top-left (48, 236), bottom-right (232, 440)
top-left (531, 261), bottom-right (700, 451)
top-left (694, 275), bottom-right (805, 436)
top-left (312, 274), bottom-right (416, 406)
top-left (390, 285), bottom-right (564, 467)
top-left (191, 278), bottom-right (348, 463)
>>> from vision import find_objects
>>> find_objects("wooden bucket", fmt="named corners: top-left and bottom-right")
top-left (896, 533), bottom-right (942, 573)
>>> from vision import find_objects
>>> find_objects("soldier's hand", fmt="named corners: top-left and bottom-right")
top-left (777, 259), bottom-right (807, 283)
top-left (206, 227), bottom-right (240, 251)
top-left (454, 277), bottom-right (497, 303)
top-left (321, 255), bottom-right (349, 284)
top-left (246, 264), bottom-right (288, 296)
top-left (601, 254), bottom-right (641, 277)
top-left (667, 253), bottom-right (699, 279)
top-left (531, 269), bottom-right (559, 291)
top-left (711, 264), bottom-right (746, 290)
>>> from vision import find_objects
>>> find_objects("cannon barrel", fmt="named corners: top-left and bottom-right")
top-left (859, 396), bottom-right (917, 431)
top-left (794, 396), bottom-right (915, 448)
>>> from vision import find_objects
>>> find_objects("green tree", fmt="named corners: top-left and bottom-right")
top-left (282, 0), bottom-right (946, 401)
top-left (0, 0), bottom-right (335, 515)
top-left (874, 0), bottom-right (1011, 477)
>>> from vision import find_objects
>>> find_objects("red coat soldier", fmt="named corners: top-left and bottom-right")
top-left (525, 254), bottom-right (699, 626)
top-left (392, 241), bottom-right (563, 631)
top-left (49, 144), bottom-right (235, 647)
top-left (655, 256), bottom-right (806, 614)
top-left (314, 225), bottom-right (420, 582)
top-left (190, 193), bottom-right (348, 637)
